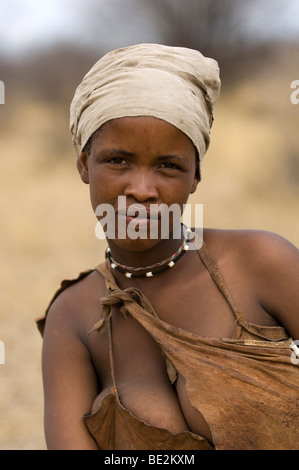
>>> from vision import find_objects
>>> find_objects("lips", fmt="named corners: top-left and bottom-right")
top-left (117, 204), bottom-right (160, 220)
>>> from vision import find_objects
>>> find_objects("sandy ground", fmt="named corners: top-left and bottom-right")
top-left (0, 80), bottom-right (298, 449)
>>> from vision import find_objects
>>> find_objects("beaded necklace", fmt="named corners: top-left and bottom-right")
top-left (106, 226), bottom-right (192, 278)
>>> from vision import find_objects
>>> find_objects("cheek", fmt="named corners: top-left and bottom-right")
top-left (88, 171), bottom-right (124, 215)
top-left (88, 174), bottom-right (109, 211)
top-left (168, 177), bottom-right (196, 203)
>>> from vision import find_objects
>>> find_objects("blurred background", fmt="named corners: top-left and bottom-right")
top-left (0, 0), bottom-right (298, 450)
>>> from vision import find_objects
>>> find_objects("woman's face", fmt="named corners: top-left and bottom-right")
top-left (77, 116), bottom-right (199, 251)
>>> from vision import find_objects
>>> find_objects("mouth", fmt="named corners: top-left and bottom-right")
top-left (117, 204), bottom-right (160, 224)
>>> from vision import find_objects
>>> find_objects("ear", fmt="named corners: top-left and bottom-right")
top-left (76, 151), bottom-right (89, 184)
top-left (190, 175), bottom-right (200, 194)
top-left (190, 153), bottom-right (200, 194)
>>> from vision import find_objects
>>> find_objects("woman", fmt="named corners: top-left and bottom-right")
top-left (37, 44), bottom-right (299, 450)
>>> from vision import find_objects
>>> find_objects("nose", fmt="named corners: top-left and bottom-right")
top-left (123, 168), bottom-right (159, 202)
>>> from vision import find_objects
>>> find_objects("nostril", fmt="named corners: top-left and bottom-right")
top-left (123, 176), bottom-right (159, 202)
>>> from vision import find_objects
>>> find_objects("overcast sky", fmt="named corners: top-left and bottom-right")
top-left (0, 0), bottom-right (298, 57)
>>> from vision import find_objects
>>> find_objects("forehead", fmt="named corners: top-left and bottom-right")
top-left (91, 116), bottom-right (196, 156)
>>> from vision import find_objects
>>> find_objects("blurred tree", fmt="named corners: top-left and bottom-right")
top-left (1, 0), bottom-right (297, 100)
top-left (83, 0), bottom-right (255, 74)
top-left (135, 0), bottom-right (248, 58)
top-left (0, 44), bottom-right (100, 104)
top-left (80, 0), bottom-right (282, 83)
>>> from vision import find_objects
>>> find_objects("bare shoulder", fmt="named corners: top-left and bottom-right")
top-left (203, 227), bottom-right (298, 267)
top-left (42, 267), bottom-right (105, 450)
top-left (43, 267), bottom-right (106, 341)
top-left (203, 228), bottom-right (299, 335)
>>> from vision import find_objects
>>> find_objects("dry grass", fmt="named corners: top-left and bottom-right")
top-left (0, 70), bottom-right (298, 449)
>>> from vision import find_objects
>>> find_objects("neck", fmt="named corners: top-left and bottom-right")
top-left (107, 233), bottom-right (185, 268)
top-left (106, 225), bottom-right (194, 279)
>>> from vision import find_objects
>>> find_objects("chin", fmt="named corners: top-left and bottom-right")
top-left (108, 236), bottom-right (161, 253)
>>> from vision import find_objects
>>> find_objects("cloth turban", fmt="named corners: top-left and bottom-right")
top-left (70, 43), bottom-right (221, 164)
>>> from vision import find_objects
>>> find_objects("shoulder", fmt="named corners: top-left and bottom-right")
top-left (41, 266), bottom-right (107, 340)
top-left (203, 227), bottom-right (298, 269)
top-left (41, 267), bottom-right (105, 449)
top-left (203, 228), bottom-right (299, 333)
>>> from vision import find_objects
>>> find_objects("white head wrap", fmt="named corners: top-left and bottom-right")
top-left (70, 43), bottom-right (221, 164)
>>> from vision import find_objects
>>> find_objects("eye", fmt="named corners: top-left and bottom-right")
top-left (106, 157), bottom-right (128, 166)
top-left (159, 162), bottom-right (180, 170)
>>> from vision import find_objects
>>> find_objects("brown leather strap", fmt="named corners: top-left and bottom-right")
top-left (197, 241), bottom-right (247, 326)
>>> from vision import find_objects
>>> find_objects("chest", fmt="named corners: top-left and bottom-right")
top-left (85, 282), bottom-right (224, 443)
top-left (86, 268), bottom-right (240, 392)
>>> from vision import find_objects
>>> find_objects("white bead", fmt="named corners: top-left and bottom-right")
top-left (111, 263), bottom-right (116, 269)
top-left (146, 271), bottom-right (153, 277)
top-left (291, 342), bottom-right (299, 357)
top-left (185, 228), bottom-right (193, 241)
top-left (183, 244), bottom-right (189, 251)
top-left (125, 272), bottom-right (132, 278)
top-left (168, 261), bottom-right (175, 268)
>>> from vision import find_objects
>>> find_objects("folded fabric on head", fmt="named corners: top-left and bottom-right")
top-left (70, 43), bottom-right (221, 165)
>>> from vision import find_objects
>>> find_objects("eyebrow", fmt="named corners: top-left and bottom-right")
top-left (156, 154), bottom-right (186, 163)
top-left (98, 149), bottom-right (186, 162)
top-left (98, 149), bottom-right (135, 158)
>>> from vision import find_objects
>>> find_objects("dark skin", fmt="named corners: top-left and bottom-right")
top-left (42, 117), bottom-right (299, 449)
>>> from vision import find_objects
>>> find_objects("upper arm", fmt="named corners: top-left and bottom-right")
top-left (42, 291), bottom-right (99, 450)
top-left (249, 231), bottom-right (299, 339)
